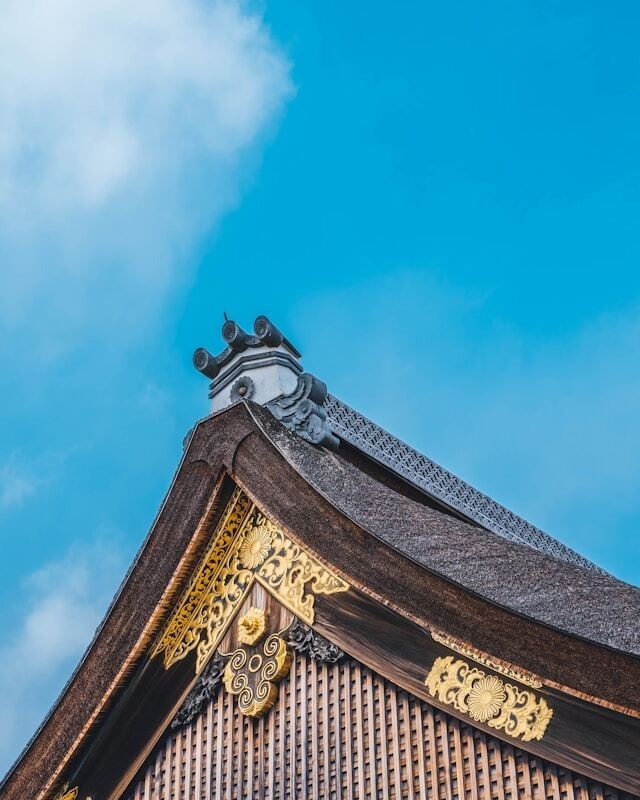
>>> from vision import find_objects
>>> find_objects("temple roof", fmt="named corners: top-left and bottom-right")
top-left (249, 401), bottom-right (640, 656)
top-left (197, 314), bottom-right (606, 572)
top-left (3, 316), bottom-right (639, 800)
top-left (322, 394), bottom-right (604, 572)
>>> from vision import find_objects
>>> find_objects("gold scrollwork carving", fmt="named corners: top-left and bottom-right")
top-left (425, 656), bottom-right (553, 742)
top-left (153, 490), bottom-right (349, 673)
top-left (430, 630), bottom-right (543, 689)
top-left (53, 784), bottom-right (91, 800)
top-left (54, 787), bottom-right (78, 800)
top-left (223, 632), bottom-right (292, 718)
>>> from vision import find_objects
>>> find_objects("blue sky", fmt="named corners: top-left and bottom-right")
top-left (1, 0), bottom-right (640, 774)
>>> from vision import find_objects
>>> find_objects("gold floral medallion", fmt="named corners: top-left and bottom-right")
top-left (425, 656), bottom-right (553, 742)
top-left (239, 525), bottom-right (272, 568)
top-left (153, 492), bottom-right (349, 674)
top-left (467, 675), bottom-right (506, 722)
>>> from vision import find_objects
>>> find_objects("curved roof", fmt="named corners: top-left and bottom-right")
top-left (2, 400), bottom-right (639, 800)
top-left (323, 395), bottom-right (604, 572)
top-left (250, 402), bottom-right (640, 657)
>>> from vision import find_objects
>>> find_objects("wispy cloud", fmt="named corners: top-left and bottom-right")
top-left (0, 449), bottom-right (78, 513)
top-left (0, 8), bottom-right (292, 759)
top-left (0, 457), bottom-right (39, 511)
top-left (0, 532), bottom-right (128, 774)
top-left (0, 0), bottom-right (292, 361)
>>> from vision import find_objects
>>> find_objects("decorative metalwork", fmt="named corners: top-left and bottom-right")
top-left (323, 394), bottom-right (604, 573)
top-left (223, 632), bottom-right (292, 718)
top-left (152, 488), bottom-right (252, 670)
top-left (52, 784), bottom-right (91, 800)
top-left (431, 630), bottom-right (543, 688)
top-left (153, 492), bottom-right (349, 673)
top-left (267, 373), bottom-right (339, 450)
top-left (285, 617), bottom-right (345, 663)
top-left (425, 656), bottom-right (553, 742)
top-left (238, 607), bottom-right (268, 645)
top-left (467, 675), bottom-right (507, 722)
top-left (171, 652), bottom-right (227, 730)
top-left (239, 526), bottom-right (272, 569)
top-left (54, 786), bottom-right (78, 800)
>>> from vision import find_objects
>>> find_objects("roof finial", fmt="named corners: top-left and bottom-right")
top-left (193, 313), bottom-right (338, 449)
top-left (194, 314), bottom-right (301, 388)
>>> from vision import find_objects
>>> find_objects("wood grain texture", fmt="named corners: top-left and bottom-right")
top-left (49, 496), bottom-right (640, 799)
top-left (124, 650), bottom-right (638, 800)
top-left (232, 423), bottom-right (640, 714)
top-left (9, 403), bottom-right (639, 800)
top-left (309, 583), bottom-right (640, 794)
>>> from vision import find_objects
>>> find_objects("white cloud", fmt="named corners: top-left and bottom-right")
top-left (0, 533), bottom-right (128, 772)
top-left (0, 0), bottom-right (292, 359)
top-left (0, 457), bottom-right (39, 511)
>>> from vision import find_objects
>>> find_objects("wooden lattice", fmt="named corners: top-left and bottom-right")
top-left (126, 653), bottom-right (636, 800)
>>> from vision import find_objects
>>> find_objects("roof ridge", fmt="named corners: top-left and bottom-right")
top-left (322, 394), bottom-right (606, 575)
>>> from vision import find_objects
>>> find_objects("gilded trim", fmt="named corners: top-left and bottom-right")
top-left (153, 491), bottom-right (349, 673)
top-left (431, 630), bottom-right (543, 689)
top-left (238, 607), bottom-right (268, 645)
top-left (54, 786), bottom-right (78, 800)
top-left (425, 656), bottom-right (553, 742)
top-left (223, 632), bottom-right (292, 718)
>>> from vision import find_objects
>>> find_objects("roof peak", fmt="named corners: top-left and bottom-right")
top-left (192, 312), bottom-right (604, 575)
top-left (193, 314), bottom-right (301, 382)
top-left (193, 314), bottom-right (304, 411)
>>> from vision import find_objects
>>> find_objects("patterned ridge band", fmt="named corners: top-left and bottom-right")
top-left (322, 394), bottom-right (604, 574)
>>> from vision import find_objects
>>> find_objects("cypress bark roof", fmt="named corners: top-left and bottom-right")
top-left (248, 402), bottom-right (640, 657)
top-left (322, 394), bottom-right (603, 571)
top-left (3, 400), bottom-right (639, 800)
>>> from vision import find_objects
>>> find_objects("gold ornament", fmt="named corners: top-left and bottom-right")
top-left (54, 786), bottom-right (78, 800)
top-left (223, 633), bottom-right (292, 718)
top-left (239, 525), bottom-right (272, 568)
top-left (153, 490), bottom-right (349, 673)
top-left (467, 675), bottom-right (506, 722)
top-left (238, 607), bottom-right (268, 645)
top-left (425, 656), bottom-right (553, 742)
top-left (430, 629), bottom-right (543, 688)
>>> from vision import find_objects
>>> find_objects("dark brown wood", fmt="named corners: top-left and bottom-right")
top-left (309, 585), bottom-right (640, 794)
top-left (4, 403), bottom-right (639, 800)
top-left (231, 423), bottom-right (640, 714)
top-left (46, 461), bottom-right (640, 795)
top-left (67, 641), bottom-right (197, 799)
top-left (123, 639), bottom-right (637, 800)
top-left (0, 459), bottom-right (241, 800)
